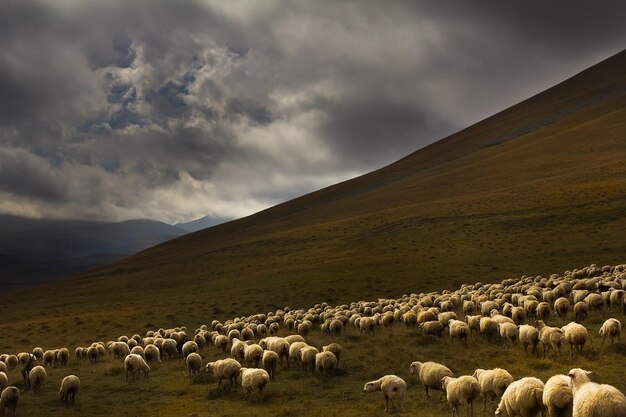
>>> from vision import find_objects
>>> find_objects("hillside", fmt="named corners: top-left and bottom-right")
top-left (2, 50), bottom-right (626, 324)
top-left (0, 216), bottom-right (186, 287)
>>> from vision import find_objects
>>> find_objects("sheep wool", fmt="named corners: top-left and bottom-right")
top-left (240, 368), bottom-right (270, 402)
top-left (363, 375), bottom-right (407, 414)
top-left (410, 361), bottom-right (453, 399)
top-left (542, 374), bottom-right (572, 417)
top-left (59, 375), bottom-right (80, 405)
top-left (472, 368), bottom-right (514, 412)
top-left (568, 368), bottom-right (626, 417)
top-left (495, 377), bottom-right (544, 417)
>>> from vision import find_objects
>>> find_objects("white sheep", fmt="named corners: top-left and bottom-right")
top-left (442, 375), bottom-right (481, 417)
top-left (56, 348), bottom-right (70, 366)
top-left (322, 343), bottom-right (343, 368)
top-left (363, 375), bottom-right (407, 414)
top-left (554, 297), bottom-right (570, 320)
top-left (206, 358), bottom-right (241, 391)
top-left (160, 339), bottom-right (178, 360)
top-left (288, 342), bottom-right (309, 368)
top-left (598, 318), bottom-right (622, 344)
top-left (4, 356), bottom-right (17, 371)
top-left (240, 367), bottom-right (270, 402)
top-left (315, 351), bottom-right (337, 375)
top-left (111, 342), bottom-right (131, 360)
top-left (59, 375), bottom-right (80, 405)
top-left (32, 347), bottom-right (44, 363)
top-left (181, 341), bottom-right (199, 359)
top-left (243, 344), bottom-right (263, 368)
top-left (143, 344), bottom-right (161, 364)
top-left (561, 322), bottom-right (588, 356)
top-left (568, 368), bottom-right (626, 417)
top-left (28, 366), bottom-right (47, 393)
top-left (130, 346), bottom-right (144, 358)
top-left (472, 368), bottom-right (514, 412)
top-left (299, 346), bottom-right (320, 373)
top-left (0, 373), bottom-right (7, 392)
top-left (0, 386), bottom-right (19, 416)
top-left (448, 319), bottom-right (470, 347)
top-left (124, 353), bottom-right (150, 381)
top-left (284, 335), bottom-right (306, 344)
top-left (537, 320), bottom-right (564, 359)
top-left (495, 377), bottom-right (545, 417)
top-left (542, 374), bottom-right (572, 417)
top-left (262, 351), bottom-right (278, 380)
top-left (0, 363), bottom-right (6, 375)
top-left (185, 352), bottom-right (202, 379)
top-left (259, 337), bottom-right (289, 363)
top-left (479, 317), bottom-right (499, 342)
top-left (410, 361), bottom-right (453, 399)
top-left (498, 322), bottom-right (519, 346)
top-left (519, 325), bottom-right (540, 355)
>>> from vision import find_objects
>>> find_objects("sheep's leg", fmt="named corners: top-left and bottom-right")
top-left (384, 395), bottom-right (389, 413)
top-left (483, 394), bottom-right (487, 412)
top-left (425, 386), bottom-right (429, 399)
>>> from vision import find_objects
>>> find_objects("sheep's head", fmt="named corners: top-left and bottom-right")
top-left (472, 369), bottom-right (484, 379)
top-left (363, 382), bottom-right (377, 393)
top-left (441, 376), bottom-right (452, 392)
top-left (568, 368), bottom-right (593, 388)
top-left (409, 362), bottom-right (421, 375)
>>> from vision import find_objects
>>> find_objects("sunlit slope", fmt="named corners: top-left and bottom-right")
top-left (4, 50), bottom-right (625, 320)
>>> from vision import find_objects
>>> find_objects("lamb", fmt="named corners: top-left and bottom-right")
top-left (243, 344), bottom-right (263, 368)
top-left (598, 318), bottom-right (622, 344)
top-left (472, 368), bottom-right (514, 412)
top-left (0, 386), bottom-right (19, 416)
top-left (28, 366), bottom-right (47, 393)
top-left (124, 353), bottom-right (150, 381)
top-left (59, 375), bottom-right (80, 405)
top-left (542, 374), bottom-right (572, 417)
top-left (495, 377), bottom-right (545, 417)
top-left (519, 325), bottom-right (540, 355)
top-left (322, 343), bottom-right (343, 368)
top-left (410, 361), bottom-right (453, 399)
top-left (441, 375), bottom-right (481, 417)
top-left (206, 358), bottom-right (241, 391)
top-left (363, 375), bottom-right (407, 414)
top-left (568, 368), bottom-right (626, 417)
top-left (143, 344), bottom-right (161, 364)
top-left (448, 320), bottom-right (470, 347)
top-left (240, 367), bottom-right (270, 402)
top-left (186, 352), bottom-right (202, 379)
top-left (262, 350), bottom-right (278, 380)
top-left (561, 322), bottom-right (588, 356)
top-left (315, 351), bottom-right (337, 375)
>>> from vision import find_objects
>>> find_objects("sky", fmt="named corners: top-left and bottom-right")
top-left (1, 1), bottom-right (625, 224)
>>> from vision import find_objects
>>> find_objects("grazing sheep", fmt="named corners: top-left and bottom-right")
top-left (299, 346), bottom-right (320, 373)
top-left (86, 346), bottom-right (98, 363)
top-left (111, 342), bottom-right (131, 360)
top-left (449, 320), bottom-right (470, 347)
top-left (542, 374), bottom-right (572, 417)
top-left (4, 356), bottom-right (17, 371)
top-left (511, 307), bottom-right (527, 325)
top-left (322, 343), bottom-right (343, 368)
top-left (519, 325), bottom-right (540, 355)
top-left (32, 348), bottom-right (44, 363)
top-left (288, 342), bottom-right (309, 368)
top-left (495, 377), bottom-right (545, 417)
top-left (28, 366), bottom-right (47, 392)
top-left (568, 368), bottom-right (626, 417)
top-left (182, 341), bottom-right (199, 358)
top-left (442, 375), bottom-right (481, 417)
top-left (284, 335), bottom-right (306, 344)
top-left (56, 348), bottom-right (70, 366)
top-left (0, 373), bottom-right (7, 392)
top-left (472, 368), bottom-right (514, 412)
top-left (410, 361), bottom-right (453, 399)
top-left (262, 351), bottom-right (278, 380)
top-left (498, 322), bottom-right (519, 346)
top-left (124, 354), bottom-right (150, 381)
top-left (561, 322), bottom-right (588, 356)
top-left (421, 321), bottom-right (445, 337)
top-left (537, 320), bottom-right (564, 359)
top-left (599, 318), bottom-right (622, 344)
top-left (0, 386), bottom-right (19, 416)
top-left (584, 293), bottom-right (604, 314)
top-left (0, 364), bottom-right (6, 375)
top-left (206, 358), bottom-right (241, 391)
top-left (130, 346), bottom-right (144, 358)
top-left (573, 302), bottom-right (589, 322)
top-left (554, 298), bottom-right (570, 320)
top-left (243, 344), bottom-right (263, 368)
top-left (59, 375), bottom-right (80, 405)
top-left (315, 351), bottom-right (337, 375)
top-left (363, 375), bottom-right (407, 414)
top-left (259, 337), bottom-right (289, 364)
top-left (359, 317), bottom-right (377, 336)
top-left (240, 367), bottom-right (270, 402)
top-left (479, 317), bottom-right (499, 342)
top-left (186, 352), bottom-right (202, 379)
top-left (466, 315), bottom-right (482, 335)
top-left (144, 344), bottom-right (161, 364)
top-left (213, 335), bottom-right (230, 353)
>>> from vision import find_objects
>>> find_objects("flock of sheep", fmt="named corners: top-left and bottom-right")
top-left (0, 262), bottom-right (624, 416)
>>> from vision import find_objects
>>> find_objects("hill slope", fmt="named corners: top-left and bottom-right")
top-left (3, 50), bottom-right (626, 323)
top-left (0, 216), bottom-right (187, 287)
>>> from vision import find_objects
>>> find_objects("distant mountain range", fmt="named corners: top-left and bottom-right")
top-left (0, 215), bottom-right (188, 288)
top-left (174, 215), bottom-right (230, 232)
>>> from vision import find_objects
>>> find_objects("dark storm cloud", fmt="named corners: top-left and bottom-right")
top-left (0, 0), bottom-right (625, 222)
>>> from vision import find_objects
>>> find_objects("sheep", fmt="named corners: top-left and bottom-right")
top-left (130, 346), bottom-right (144, 358)
top-left (4, 356), bottom-right (17, 371)
top-left (584, 293), bottom-right (604, 314)
top-left (259, 337), bottom-right (289, 364)
top-left (322, 343), bottom-right (343, 368)
top-left (0, 364), bottom-right (6, 375)
top-left (32, 347), bottom-right (44, 363)
top-left (363, 375), bottom-right (407, 414)
top-left (554, 297), bottom-right (570, 320)
top-left (243, 344), bottom-right (263, 368)
top-left (86, 346), bottom-right (98, 363)
top-left (359, 317), bottom-right (377, 336)
top-left (284, 335), bottom-right (306, 344)
top-left (160, 339), bottom-right (178, 360)
top-left (495, 377), bottom-right (545, 417)
top-left (0, 386), bottom-right (19, 416)
top-left (59, 375), bottom-right (80, 405)
top-left (288, 342), bottom-right (309, 368)
top-left (299, 346), bottom-right (319, 373)
top-left (542, 374), bottom-right (572, 417)
top-left (410, 361), bottom-right (453, 399)
top-left (421, 321), bottom-right (445, 337)
top-left (262, 350), bottom-right (278, 380)
top-left (519, 325), bottom-right (540, 355)
top-left (111, 342), bottom-right (131, 360)
top-left (28, 366), bottom-right (47, 393)
top-left (181, 341), bottom-right (199, 358)
top-left (511, 307), bottom-right (527, 325)
top-left (561, 322), bottom-right (588, 356)
top-left (498, 322), bottom-right (519, 346)
top-left (472, 368), bottom-right (514, 412)
top-left (568, 368), bottom-right (626, 417)
top-left (573, 302), bottom-right (589, 322)
top-left (213, 335), bottom-right (230, 353)
top-left (479, 317), bottom-right (499, 342)
top-left (537, 320), bottom-right (564, 359)
top-left (124, 353), bottom-right (150, 381)
top-left (0, 373), bottom-right (6, 392)
top-left (599, 318), bottom-right (622, 344)
top-left (449, 319), bottom-right (470, 347)
top-left (186, 352), bottom-right (202, 379)
top-left (240, 367), bottom-right (270, 402)
top-left (143, 344), bottom-right (161, 364)
top-left (315, 351), bottom-right (337, 375)
top-left (206, 358), bottom-right (241, 391)
top-left (56, 348), bottom-right (70, 366)
top-left (442, 375), bottom-right (481, 417)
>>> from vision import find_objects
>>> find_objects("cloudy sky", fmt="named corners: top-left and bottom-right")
top-left (1, 1), bottom-right (625, 224)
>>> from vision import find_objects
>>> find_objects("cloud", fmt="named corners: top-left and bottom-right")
top-left (0, 0), bottom-right (624, 223)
